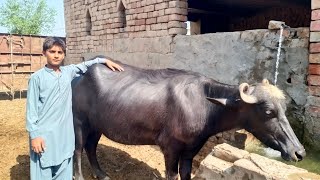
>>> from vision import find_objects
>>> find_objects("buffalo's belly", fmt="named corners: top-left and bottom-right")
top-left (99, 124), bottom-right (159, 145)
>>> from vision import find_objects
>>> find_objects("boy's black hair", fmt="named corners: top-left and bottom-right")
top-left (43, 37), bottom-right (66, 54)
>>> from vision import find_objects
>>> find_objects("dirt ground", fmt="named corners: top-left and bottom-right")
top-left (0, 99), bottom-right (208, 180)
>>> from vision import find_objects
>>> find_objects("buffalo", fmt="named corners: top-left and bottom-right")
top-left (72, 58), bottom-right (305, 180)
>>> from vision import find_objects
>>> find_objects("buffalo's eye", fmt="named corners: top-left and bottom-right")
top-left (265, 110), bottom-right (276, 118)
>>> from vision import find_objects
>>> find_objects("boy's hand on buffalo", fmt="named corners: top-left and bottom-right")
top-left (31, 137), bottom-right (46, 154)
top-left (105, 59), bottom-right (124, 72)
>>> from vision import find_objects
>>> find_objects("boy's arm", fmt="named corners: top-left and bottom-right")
top-left (71, 56), bottom-right (123, 77)
top-left (26, 77), bottom-right (41, 139)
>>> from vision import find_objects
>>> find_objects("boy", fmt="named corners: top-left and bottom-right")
top-left (26, 37), bottom-right (123, 179)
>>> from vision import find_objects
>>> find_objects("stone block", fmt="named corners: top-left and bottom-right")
top-left (233, 159), bottom-right (269, 180)
top-left (234, 153), bottom-right (307, 180)
top-left (212, 143), bottom-right (250, 163)
top-left (309, 86), bottom-right (320, 96)
top-left (288, 173), bottom-right (320, 180)
top-left (309, 64), bottom-right (320, 75)
top-left (308, 75), bottom-right (320, 85)
top-left (312, 0), bottom-right (320, 10)
top-left (194, 154), bottom-right (234, 180)
top-left (311, 20), bottom-right (320, 32)
top-left (268, 20), bottom-right (286, 30)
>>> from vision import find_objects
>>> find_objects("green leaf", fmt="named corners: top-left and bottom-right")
top-left (0, 0), bottom-right (57, 35)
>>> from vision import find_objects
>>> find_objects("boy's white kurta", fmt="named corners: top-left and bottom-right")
top-left (26, 58), bottom-right (106, 168)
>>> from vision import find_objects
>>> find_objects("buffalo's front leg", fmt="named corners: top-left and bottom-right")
top-left (85, 131), bottom-right (109, 180)
top-left (163, 150), bottom-right (180, 180)
top-left (179, 158), bottom-right (193, 180)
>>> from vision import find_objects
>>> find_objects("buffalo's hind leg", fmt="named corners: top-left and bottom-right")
top-left (74, 116), bottom-right (88, 180)
top-left (85, 131), bottom-right (110, 180)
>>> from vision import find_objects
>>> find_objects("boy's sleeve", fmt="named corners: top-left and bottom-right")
top-left (26, 76), bottom-right (41, 139)
top-left (70, 57), bottom-right (107, 78)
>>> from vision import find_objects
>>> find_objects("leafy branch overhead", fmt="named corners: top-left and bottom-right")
top-left (0, 0), bottom-right (57, 35)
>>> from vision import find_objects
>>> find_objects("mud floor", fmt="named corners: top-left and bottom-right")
top-left (0, 99), bottom-right (209, 180)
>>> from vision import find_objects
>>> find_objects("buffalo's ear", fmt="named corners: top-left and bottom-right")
top-left (206, 97), bottom-right (228, 106)
top-left (206, 97), bottom-right (241, 108)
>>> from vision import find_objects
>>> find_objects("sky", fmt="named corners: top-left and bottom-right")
top-left (0, 0), bottom-right (66, 37)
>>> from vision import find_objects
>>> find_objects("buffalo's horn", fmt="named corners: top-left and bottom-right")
top-left (239, 83), bottom-right (258, 104)
top-left (262, 79), bottom-right (269, 85)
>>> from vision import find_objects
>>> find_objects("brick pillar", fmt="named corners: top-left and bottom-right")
top-left (167, 0), bottom-right (188, 35)
top-left (307, 0), bottom-right (320, 118)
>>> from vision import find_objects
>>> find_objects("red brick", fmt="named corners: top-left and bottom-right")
top-left (310, 53), bottom-right (320, 63)
top-left (310, 43), bottom-right (320, 53)
top-left (144, 5), bottom-right (154, 12)
top-left (312, 9), bottom-right (320, 20)
top-left (168, 21), bottom-right (187, 28)
top-left (169, 28), bottom-right (187, 35)
top-left (157, 15), bottom-right (169, 23)
top-left (135, 19), bottom-right (146, 26)
top-left (134, 7), bottom-right (144, 14)
top-left (312, 0), bottom-right (320, 10)
top-left (169, 1), bottom-right (188, 8)
top-left (306, 105), bottom-right (320, 117)
top-left (168, 14), bottom-right (187, 22)
top-left (165, 8), bottom-right (188, 15)
top-left (146, 18), bottom-right (156, 25)
top-left (308, 75), bottom-right (320, 85)
top-left (155, 2), bottom-right (168, 10)
top-left (311, 20), bottom-right (320, 31)
top-left (137, 13), bottom-right (148, 19)
top-left (309, 64), bottom-right (320, 75)
top-left (309, 86), bottom-right (320, 96)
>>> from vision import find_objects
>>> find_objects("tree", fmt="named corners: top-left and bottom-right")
top-left (0, 0), bottom-right (57, 35)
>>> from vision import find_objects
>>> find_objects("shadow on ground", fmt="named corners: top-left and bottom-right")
top-left (10, 144), bottom-right (162, 180)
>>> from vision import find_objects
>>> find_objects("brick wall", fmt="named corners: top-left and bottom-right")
top-left (64, 0), bottom-right (187, 63)
top-left (308, 1), bottom-right (320, 122)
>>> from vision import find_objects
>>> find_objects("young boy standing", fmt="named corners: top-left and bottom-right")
top-left (26, 37), bottom-right (123, 179)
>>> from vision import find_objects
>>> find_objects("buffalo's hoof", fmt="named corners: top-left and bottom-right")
top-left (93, 173), bottom-right (110, 180)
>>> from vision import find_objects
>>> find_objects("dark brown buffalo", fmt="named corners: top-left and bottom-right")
top-left (72, 59), bottom-right (305, 180)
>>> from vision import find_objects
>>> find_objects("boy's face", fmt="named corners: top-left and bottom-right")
top-left (43, 45), bottom-right (65, 68)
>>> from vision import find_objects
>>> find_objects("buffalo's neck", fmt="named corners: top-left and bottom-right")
top-left (204, 81), bottom-right (243, 136)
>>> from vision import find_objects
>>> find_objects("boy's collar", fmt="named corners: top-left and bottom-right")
top-left (44, 65), bottom-right (61, 72)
